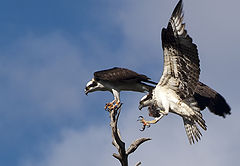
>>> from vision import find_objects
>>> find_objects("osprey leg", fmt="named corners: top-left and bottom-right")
top-left (138, 114), bottom-right (164, 131)
top-left (105, 89), bottom-right (121, 111)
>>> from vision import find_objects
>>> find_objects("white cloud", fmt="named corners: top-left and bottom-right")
top-left (8, 0), bottom-right (240, 165)
top-left (21, 100), bottom-right (240, 166)
top-left (115, 0), bottom-right (240, 86)
top-left (0, 32), bottom-right (89, 118)
top-left (21, 126), bottom-right (118, 166)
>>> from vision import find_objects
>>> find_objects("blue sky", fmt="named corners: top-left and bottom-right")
top-left (0, 0), bottom-right (239, 166)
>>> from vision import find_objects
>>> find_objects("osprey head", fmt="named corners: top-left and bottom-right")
top-left (139, 92), bottom-right (154, 110)
top-left (85, 79), bottom-right (100, 95)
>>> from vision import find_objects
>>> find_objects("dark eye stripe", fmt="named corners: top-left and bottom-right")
top-left (89, 81), bottom-right (97, 87)
top-left (144, 93), bottom-right (152, 101)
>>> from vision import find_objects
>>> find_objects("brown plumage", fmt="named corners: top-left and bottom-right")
top-left (138, 0), bottom-right (231, 144)
top-left (85, 67), bottom-right (157, 111)
top-left (94, 67), bottom-right (156, 85)
top-left (194, 82), bottom-right (231, 118)
top-left (147, 81), bottom-right (231, 119)
top-left (159, 0), bottom-right (200, 99)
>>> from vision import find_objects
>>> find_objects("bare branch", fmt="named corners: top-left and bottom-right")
top-left (110, 104), bottom-right (128, 166)
top-left (126, 138), bottom-right (152, 155)
top-left (112, 140), bottom-right (119, 151)
top-left (113, 153), bottom-right (121, 160)
top-left (109, 103), bottom-right (151, 166)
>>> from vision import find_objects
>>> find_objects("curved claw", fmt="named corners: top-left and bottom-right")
top-left (104, 102), bottom-right (112, 111)
top-left (137, 116), bottom-right (144, 121)
top-left (105, 101), bottom-right (121, 112)
top-left (140, 125), bottom-right (146, 131)
top-left (137, 116), bottom-right (151, 131)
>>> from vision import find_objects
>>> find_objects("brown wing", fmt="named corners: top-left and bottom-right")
top-left (194, 82), bottom-right (231, 118)
top-left (158, 0), bottom-right (200, 99)
top-left (94, 67), bottom-right (156, 84)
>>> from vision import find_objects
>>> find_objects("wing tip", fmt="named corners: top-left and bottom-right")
top-left (209, 93), bottom-right (231, 118)
top-left (172, 0), bottom-right (183, 18)
top-left (168, 0), bottom-right (187, 37)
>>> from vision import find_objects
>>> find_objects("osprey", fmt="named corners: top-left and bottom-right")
top-left (85, 67), bottom-right (157, 111)
top-left (138, 0), bottom-right (231, 144)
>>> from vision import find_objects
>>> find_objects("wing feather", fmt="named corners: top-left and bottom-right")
top-left (159, 0), bottom-right (200, 99)
top-left (94, 67), bottom-right (156, 84)
top-left (194, 82), bottom-right (231, 117)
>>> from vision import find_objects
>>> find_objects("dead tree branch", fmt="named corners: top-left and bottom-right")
top-left (109, 104), bottom-right (151, 166)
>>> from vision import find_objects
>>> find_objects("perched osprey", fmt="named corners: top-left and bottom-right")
top-left (85, 67), bottom-right (157, 111)
top-left (138, 0), bottom-right (231, 144)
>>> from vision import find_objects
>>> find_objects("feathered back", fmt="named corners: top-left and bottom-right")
top-left (94, 67), bottom-right (157, 85)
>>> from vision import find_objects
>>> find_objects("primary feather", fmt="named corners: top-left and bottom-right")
top-left (138, 0), bottom-right (231, 144)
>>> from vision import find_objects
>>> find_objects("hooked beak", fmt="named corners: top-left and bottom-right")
top-left (84, 89), bottom-right (89, 96)
top-left (138, 104), bottom-right (143, 110)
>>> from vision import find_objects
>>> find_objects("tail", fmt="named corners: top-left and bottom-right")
top-left (194, 82), bottom-right (231, 118)
top-left (184, 97), bottom-right (207, 131)
top-left (192, 111), bottom-right (207, 131)
top-left (182, 97), bottom-right (207, 144)
top-left (143, 79), bottom-right (158, 85)
top-left (183, 117), bottom-right (202, 145)
top-left (141, 83), bottom-right (156, 92)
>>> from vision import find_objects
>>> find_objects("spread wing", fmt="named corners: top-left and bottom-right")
top-left (94, 67), bottom-right (156, 84)
top-left (158, 0), bottom-right (200, 99)
top-left (194, 82), bottom-right (231, 118)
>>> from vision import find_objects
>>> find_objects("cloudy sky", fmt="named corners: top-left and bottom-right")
top-left (0, 0), bottom-right (239, 165)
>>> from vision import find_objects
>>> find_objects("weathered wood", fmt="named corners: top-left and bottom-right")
top-left (109, 104), bottom-right (151, 166)
top-left (126, 138), bottom-right (151, 155)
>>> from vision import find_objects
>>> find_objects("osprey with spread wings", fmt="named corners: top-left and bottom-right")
top-left (138, 0), bottom-right (231, 144)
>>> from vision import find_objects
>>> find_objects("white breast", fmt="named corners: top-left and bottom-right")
top-left (153, 86), bottom-right (171, 110)
top-left (153, 85), bottom-right (189, 116)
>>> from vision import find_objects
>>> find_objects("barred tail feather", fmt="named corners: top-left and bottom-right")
top-left (193, 111), bottom-right (207, 131)
top-left (184, 97), bottom-right (207, 131)
top-left (183, 117), bottom-right (202, 144)
top-left (182, 97), bottom-right (207, 144)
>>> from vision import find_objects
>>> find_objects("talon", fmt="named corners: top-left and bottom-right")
top-left (105, 102), bottom-right (114, 112)
top-left (140, 125), bottom-right (146, 131)
top-left (137, 116), bottom-right (151, 131)
top-left (104, 103), bottom-right (110, 110)
top-left (137, 116), bottom-right (144, 121)
top-left (105, 101), bottom-right (121, 112)
top-left (114, 102), bottom-right (122, 110)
